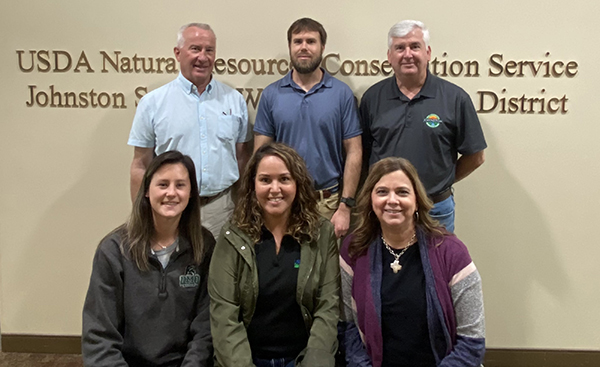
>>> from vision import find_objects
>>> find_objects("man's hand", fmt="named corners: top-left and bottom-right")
top-left (330, 204), bottom-right (351, 238)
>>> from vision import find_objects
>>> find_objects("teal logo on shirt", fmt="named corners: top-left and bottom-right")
top-left (179, 266), bottom-right (201, 288)
top-left (424, 114), bottom-right (442, 128)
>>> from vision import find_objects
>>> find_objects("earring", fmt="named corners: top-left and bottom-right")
top-left (414, 210), bottom-right (419, 221)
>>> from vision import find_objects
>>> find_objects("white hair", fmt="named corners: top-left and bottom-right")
top-left (388, 20), bottom-right (430, 48)
top-left (176, 23), bottom-right (215, 48)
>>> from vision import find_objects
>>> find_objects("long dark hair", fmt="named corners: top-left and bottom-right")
top-left (233, 143), bottom-right (320, 244)
top-left (349, 157), bottom-right (444, 258)
top-left (124, 151), bottom-right (205, 270)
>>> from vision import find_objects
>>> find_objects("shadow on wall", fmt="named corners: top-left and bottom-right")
top-left (9, 86), bottom-right (161, 333)
top-left (456, 127), bottom-right (569, 347)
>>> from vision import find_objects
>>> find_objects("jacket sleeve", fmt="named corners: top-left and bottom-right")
top-left (339, 238), bottom-right (372, 367)
top-left (208, 230), bottom-right (255, 367)
top-left (82, 237), bottom-right (128, 367)
top-left (182, 229), bottom-right (216, 367)
top-left (439, 264), bottom-right (486, 367)
top-left (297, 223), bottom-right (340, 367)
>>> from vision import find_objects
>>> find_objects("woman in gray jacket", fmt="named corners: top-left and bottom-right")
top-left (209, 143), bottom-right (340, 367)
top-left (82, 151), bottom-right (215, 367)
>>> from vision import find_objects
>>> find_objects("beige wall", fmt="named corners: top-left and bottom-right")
top-left (1, 0), bottom-right (598, 349)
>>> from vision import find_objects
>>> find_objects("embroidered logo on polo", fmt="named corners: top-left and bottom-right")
top-left (424, 114), bottom-right (442, 128)
top-left (179, 265), bottom-right (201, 288)
top-left (294, 259), bottom-right (301, 269)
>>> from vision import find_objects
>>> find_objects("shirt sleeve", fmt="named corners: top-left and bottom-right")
top-left (82, 237), bottom-right (129, 367)
top-left (341, 86), bottom-right (362, 140)
top-left (181, 230), bottom-right (216, 367)
top-left (439, 245), bottom-right (486, 367)
top-left (339, 238), bottom-right (373, 367)
top-left (253, 86), bottom-right (275, 137)
top-left (127, 94), bottom-right (156, 148)
top-left (298, 222), bottom-right (340, 367)
top-left (455, 90), bottom-right (487, 156)
top-left (208, 230), bottom-right (255, 367)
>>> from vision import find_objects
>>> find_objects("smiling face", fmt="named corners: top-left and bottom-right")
top-left (174, 26), bottom-right (216, 91)
top-left (254, 155), bottom-right (297, 222)
top-left (387, 27), bottom-right (431, 80)
top-left (146, 163), bottom-right (191, 223)
top-left (371, 169), bottom-right (417, 234)
top-left (289, 30), bottom-right (324, 74)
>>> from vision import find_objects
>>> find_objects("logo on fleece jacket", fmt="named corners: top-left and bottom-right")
top-left (179, 265), bottom-right (201, 288)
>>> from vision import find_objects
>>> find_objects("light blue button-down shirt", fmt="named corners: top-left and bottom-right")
top-left (128, 73), bottom-right (250, 196)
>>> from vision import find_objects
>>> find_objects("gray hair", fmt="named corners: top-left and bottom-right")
top-left (176, 23), bottom-right (215, 48)
top-left (388, 20), bottom-right (430, 49)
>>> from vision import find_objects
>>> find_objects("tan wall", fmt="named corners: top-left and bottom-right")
top-left (1, 0), bottom-right (598, 349)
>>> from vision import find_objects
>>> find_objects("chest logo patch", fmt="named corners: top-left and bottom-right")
top-left (179, 265), bottom-right (201, 288)
top-left (424, 114), bottom-right (442, 128)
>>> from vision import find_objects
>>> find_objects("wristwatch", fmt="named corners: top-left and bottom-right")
top-left (340, 196), bottom-right (356, 208)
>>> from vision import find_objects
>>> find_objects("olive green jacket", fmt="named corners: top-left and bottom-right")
top-left (208, 219), bottom-right (340, 367)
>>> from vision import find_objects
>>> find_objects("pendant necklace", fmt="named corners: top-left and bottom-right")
top-left (382, 232), bottom-right (416, 273)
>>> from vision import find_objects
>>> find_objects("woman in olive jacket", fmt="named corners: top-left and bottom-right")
top-left (209, 143), bottom-right (340, 367)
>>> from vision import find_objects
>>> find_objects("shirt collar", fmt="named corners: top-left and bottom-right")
top-left (388, 69), bottom-right (436, 100)
top-left (281, 67), bottom-right (332, 92)
top-left (176, 72), bottom-right (214, 95)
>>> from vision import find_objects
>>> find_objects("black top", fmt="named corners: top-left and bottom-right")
top-left (381, 242), bottom-right (436, 367)
top-left (360, 71), bottom-right (487, 196)
top-left (247, 228), bottom-right (308, 359)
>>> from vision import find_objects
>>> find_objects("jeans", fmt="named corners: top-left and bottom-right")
top-left (430, 194), bottom-right (455, 233)
top-left (253, 357), bottom-right (295, 367)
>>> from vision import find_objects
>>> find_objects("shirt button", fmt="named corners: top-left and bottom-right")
top-left (226, 231), bottom-right (230, 235)
top-left (241, 246), bottom-right (246, 250)
top-left (203, 168), bottom-right (206, 172)
top-left (201, 134), bottom-right (205, 138)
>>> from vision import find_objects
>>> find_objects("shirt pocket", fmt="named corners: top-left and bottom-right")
top-left (217, 115), bottom-right (236, 142)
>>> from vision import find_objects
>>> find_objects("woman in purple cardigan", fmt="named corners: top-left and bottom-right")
top-left (340, 157), bottom-right (485, 367)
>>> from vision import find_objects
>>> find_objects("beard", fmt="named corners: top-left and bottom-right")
top-left (291, 53), bottom-right (323, 74)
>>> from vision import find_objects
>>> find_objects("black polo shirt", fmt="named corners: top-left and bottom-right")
top-left (360, 71), bottom-right (487, 196)
top-left (246, 228), bottom-right (308, 359)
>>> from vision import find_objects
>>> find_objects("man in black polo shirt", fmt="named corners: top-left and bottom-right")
top-left (360, 20), bottom-right (486, 232)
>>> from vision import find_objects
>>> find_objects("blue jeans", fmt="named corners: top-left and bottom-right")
top-left (253, 357), bottom-right (295, 367)
top-left (430, 195), bottom-right (455, 233)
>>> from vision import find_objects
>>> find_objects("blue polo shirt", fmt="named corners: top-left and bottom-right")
top-left (128, 73), bottom-right (250, 196)
top-left (254, 69), bottom-right (361, 190)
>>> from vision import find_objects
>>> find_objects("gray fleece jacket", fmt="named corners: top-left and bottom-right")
top-left (82, 226), bottom-right (215, 367)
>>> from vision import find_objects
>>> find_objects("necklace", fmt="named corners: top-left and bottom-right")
top-left (152, 237), bottom-right (177, 251)
top-left (382, 232), bottom-right (416, 273)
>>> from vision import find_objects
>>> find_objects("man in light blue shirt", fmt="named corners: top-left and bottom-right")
top-left (128, 23), bottom-right (250, 238)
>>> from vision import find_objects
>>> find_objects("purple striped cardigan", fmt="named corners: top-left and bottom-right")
top-left (339, 228), bottom-right (485, 367)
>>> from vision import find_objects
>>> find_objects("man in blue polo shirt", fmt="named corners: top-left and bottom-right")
top-left (254, 18), bottom-right (362, 238)
top-left (361, 20), bottom-right (487, 232)
top-left (128, 23), bottom-right (251, 239)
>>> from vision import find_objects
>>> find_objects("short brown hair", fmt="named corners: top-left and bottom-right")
top-left (287, 18), bottom-right (327, 45)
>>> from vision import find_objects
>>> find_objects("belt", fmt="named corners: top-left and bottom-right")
top-left (199, 187), bottom-right (231, 206)
top-left (430, 187), bottom-right (452, 204)
top-left (316, 184), bottom-right (339, 200)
